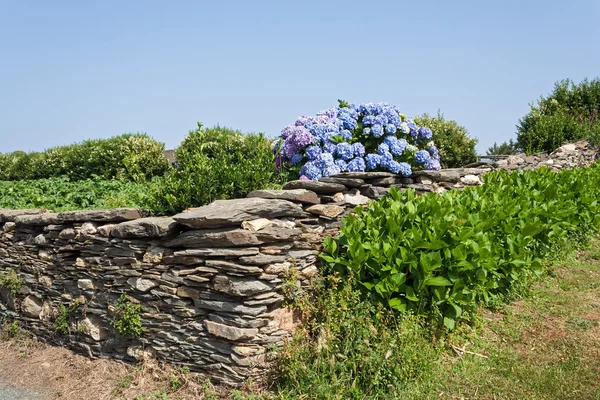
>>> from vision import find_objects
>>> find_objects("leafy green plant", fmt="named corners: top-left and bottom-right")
top-left (276, 275), bottom-right (438, 399)
top-left (516, 77), bottom-right (600, 153)
top-left (0, 269), bottom-right (22, 297)
top-left (150, 123), bottom-right (283, 214)
top-left (0, 133), bottom-right (169, 182)
top-left (414, 111), bottom-right (478, 168)
top-left (111, 295), bottom-right (144, 338)
top-left (322, 164), bottom-right (600, 329)
top-left (487, 139), bottom-right (520, 155)
top-left (0, 177), bottom-right (154, 212)
top-left (54, 300), bottom-right (81, 335)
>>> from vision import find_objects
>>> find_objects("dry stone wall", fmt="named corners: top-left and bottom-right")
top-left (0, 140), bottom-right (598, 385)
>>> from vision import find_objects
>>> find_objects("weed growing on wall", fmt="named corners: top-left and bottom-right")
top-left (111, 295), bottom-right (144, 338)
top-left (54, 300), bottom-right (81, 335)
top-left (0, 269), bottom-right (22, 297)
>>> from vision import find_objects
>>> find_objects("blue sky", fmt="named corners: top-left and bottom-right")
top-left (1, 0), bottom-right (599, 154)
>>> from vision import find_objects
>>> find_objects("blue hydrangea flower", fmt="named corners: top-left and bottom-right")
top-left (378, 143), bottom-right (390, 155)
top-left (363, 127), bottom-right (371, 136)
top-left (407, 121), bottom-right (418, 137)
top-left (386, 124), bottom-right (397, 134)
top-left (399, 122), bottom-right (410, 134)
top-left (340, 129), bottom-right (353, 141)
top-left (398, 162), bottom-right (412, 177)
top-left (336, 142), bottom-right (354, 161)
top-left (362, 115), bottom-right (376, 126)
top-left (347, 157), bottom-right (366, 172)
top-left (322, 164), bottom-right (341, 177)
top-left (384, 160), bottom-right (402, 174)
top-left (295, 116), bottom-right (309, 127)
top-left (323, 141), bottom-right (337, 155)
top-left (415, 150), bottom-right (431, 164)
top-left (300, 161), bottom-right (322, 181)
top-left (335, 159), bottom-right (348, 172)
top-left (365, 153), bottom-right (381, 170)
top-left (352, 142), bottom-right (365, 157)
top-left (418, 127), bottom-right (433, 140)
top-left (425, 158), bottom-right (441, 170)
top-left (371, 124), bottom-right (384, 138)
top-left (305, 145), bottom-right (321, 161)
top-left (429, 145), bottom-right (440, 159)
top-left (317, 152), bottom-right (334, 167)
top-left (290, 153), bottom-right (303, 165)
top-left (383, 136), bottom-right (397, 147)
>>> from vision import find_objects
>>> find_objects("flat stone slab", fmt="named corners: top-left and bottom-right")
top-left (247, 189), bottom-right (320, 205)
top-left (319, 177), bottom-right (365, 188)
top-left (57, 208), bottom-right (145, 223)
top-left (282, 180), bottom-right (347, 194)
top-left (174, 248), bottom-right (260, 257)
top-left (111, 217), bottom-right (180, 238)
top-left (173, 198), bottom-right (308, 229)
top-left (410, 170), bottom-right (461, 183)
top-left (306, 204), bottom-right (346, 218)
top-left (14, 213), bottom-right (60, 226)
top-left (163, 226), bottom-right (302, 248)
top-left (0, 209), bottom-right (49, 223)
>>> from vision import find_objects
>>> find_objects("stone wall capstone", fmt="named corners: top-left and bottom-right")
top-left (0, 140), bottom-right (598, 385)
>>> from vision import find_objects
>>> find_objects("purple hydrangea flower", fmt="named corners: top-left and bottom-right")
top-left (425, 158), bottom-right (441, 170)
top-left (283, 126), bottom-right (314, 159)
top-left (415, 150), bottom-right (431, 164)
top-left (347, 157), bottom-right (366, 172)
top-left (352, 142), bottom-right (365, 157)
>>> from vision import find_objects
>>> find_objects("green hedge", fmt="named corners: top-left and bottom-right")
top-left (322, 164), bottom-right (600, 329)
top-left (0, 177), bottom-right (153, 212)
top-left (0, 134), bottom-right (170, 182)
top-left (150, 124), bottom-right (284, 214)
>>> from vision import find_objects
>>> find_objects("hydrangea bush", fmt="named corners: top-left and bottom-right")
top-left (273, 101), bottom-right (441, 180)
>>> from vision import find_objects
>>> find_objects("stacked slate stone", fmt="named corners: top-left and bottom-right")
top-left (493, 141), bottom-right (600, 171)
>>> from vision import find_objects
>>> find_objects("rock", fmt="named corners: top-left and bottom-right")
top-left (204, 320), bottom-right (258, 341)
top-left (557, 143), bottom-right (577, 152)
top-left (305, 204), bottom-right (345, 218)
top-left (247, 189), bottom-right (320, 205)
top-left (21, 295), bottom-right (43, 318)
top-left (34, 234), bottom-right (47, 246)
top-left (77, 279), bottom-right (94, 290)
top-left (174, 198), bottom-right (307, 229)
top-left (177, 286), bottom-right (201, 298)
top-left (241, 219), bottom-right (273, 231)
top-left (238, 254), bottom-right (287, 265)
top-left (301, 265), bottom-right (319, 278)
top-left (416, 176), bottom-right (433, 185)
top-left (365, 176), bottom-right (399, 186)
top-left (205, 260), bottom-right (263, 274)
top-left (143, 247), bottom-right (166, 263)
top-left (332, 192), bottom-right (345, 202)
top-left (460, 175), bottom-right (482, 185)
top-left (268, 307), bottom-right (298, 333)
top-left (80, 222), bottom-right (98, 235)
top-left (212, 275), bottom-right (273, 296)
top-left (111, 217), bottom-right (179, 238)
top-left (126, 346), bottom-right (156, 361)
top-left (82, 315), bottom-right (108, 341)
top-left (59, 228), bottom-right (77, 240)
top-left (56, 208), bottom-right (145, 223)
top-left (174, 248), bottom-right (260, 257)
top-left (164, 228), bottom-right (262, 248)
top-left (361, 185), bottom-right (390, 199)
top-left (319, 177), bottom-right (365, 188)
top-left (282, 180), bottom-right (347, 194)
top-left (344, 192), bottom-right (370, 206)
top-left (0, 209), bottom-right (49, 223)
top-left (507, 156), bottom-right (525, 165)
top-left (2, 221), bottom-right (16, 232)
top-left (194, 299), bottom-right (266, 316)
top-left (14, 213), bottom-right (59, 226)
top-left (38, 276), bottom-right (53, 287)
top-left (96, 224), bottom-right (117, 237)
top-left (127, 277), bottom-right (158, 292)
top-left (495, 159), bottom-right (508, 166)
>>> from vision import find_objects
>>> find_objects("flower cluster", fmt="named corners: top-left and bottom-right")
top-left (274, 101), bottom-right (441, 180)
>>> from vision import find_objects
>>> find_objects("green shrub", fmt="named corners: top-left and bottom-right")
top-left (516, 78), bottom-right (600, 153)
top-left (0, 177), bottom-right (153, 212)
top-left (111, 295), bottom-right (144, 338)
top-left (54, 300), bottom-right (80, 335)
top-left (414, 111), bottom-right (478, 168)
top-left (276, 275), bottom-right (438, 399)
top-left (150, 124), bottom-right (281, 214)
top-left (322, 164), bottom-right (600, 329)
top-left (0, 269), bottom-right (22, 297)
top-left (0, 133), bottom-right (170, 182)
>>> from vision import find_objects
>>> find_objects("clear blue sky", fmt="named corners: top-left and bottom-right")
top-left (1, 0), bottom-right (599, 154)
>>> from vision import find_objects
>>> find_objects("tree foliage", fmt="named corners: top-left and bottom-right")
top-left (487, 139), bottom-right (519, 155)
top-left (516, 78), bottom-right (600, 153)
top-left (414, 111), bottom-right (478, 168)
